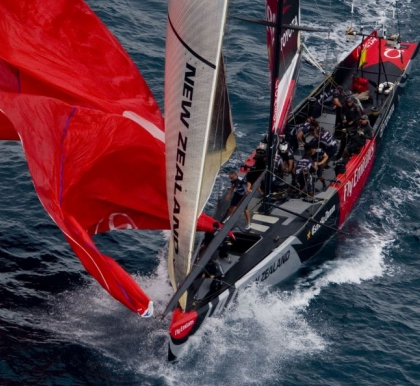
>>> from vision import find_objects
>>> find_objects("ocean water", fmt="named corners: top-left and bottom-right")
top-left (1, 0), bottom-right (420, 385)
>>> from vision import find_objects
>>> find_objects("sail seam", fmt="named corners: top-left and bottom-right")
top-left (167, 15), bottom-right (216, 69)
top-left (16, 68), bottom-right (21, 93)
top-left (59, 107), bottom-right (77, 205)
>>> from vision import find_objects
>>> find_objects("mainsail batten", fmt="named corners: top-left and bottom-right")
top-left (165, 0), bottom-right (233, 308)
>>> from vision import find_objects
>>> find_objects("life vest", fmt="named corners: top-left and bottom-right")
top-left (311, 148), bottom-right (326, 163)
top-left (295, 158), bottom-right (314, 174)
top-left (291, 121), bottom-right (310, 136)
top-left (319, 129), bottom-right (337, 147)
top-left (352, 76), bottom-right (369, 93)
top-left (231, 176), bottom-right (246, 195)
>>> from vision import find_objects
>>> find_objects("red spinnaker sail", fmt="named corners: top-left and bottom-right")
top-left (0, 0), bottom-right (168, 316)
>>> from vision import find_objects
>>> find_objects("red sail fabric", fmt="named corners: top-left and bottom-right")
top-left (196, 212), bottom-right (236, 241)
top-left (0, 0), bottom-right (168, 316)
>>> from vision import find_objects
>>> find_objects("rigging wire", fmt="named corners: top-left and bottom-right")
top-left (350, 1), bottom-right (355, 31)
top-left (216, 7), bottom-right (231, 199)
top-left (302, 42), bottom-right (326, 75)
top-left (394, 0), bottom-right (402, 44)
top-left (214, 4), bottom-right (244, 200)
top-left (265, 169), bottom-right (325, 202)
top-left (223, 1), bottom-right (261, 178)
top-left (305, 0), bottom-right (334, 73)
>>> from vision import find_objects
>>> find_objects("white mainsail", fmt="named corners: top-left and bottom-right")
top-left (164, 0), bottom-right (234, 309)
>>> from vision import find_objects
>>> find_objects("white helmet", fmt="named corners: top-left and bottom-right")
top-left (279, 143), bottom-right (288, 153)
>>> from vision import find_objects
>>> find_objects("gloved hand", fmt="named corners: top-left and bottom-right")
top-left (357, 130), bottom-right (364, 135)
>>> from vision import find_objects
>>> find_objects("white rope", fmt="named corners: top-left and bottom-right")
top-left (302, 42), bottom-right (327, 75)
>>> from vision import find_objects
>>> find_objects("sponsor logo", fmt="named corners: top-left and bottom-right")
top-left (179, 63), bottom-right (195, 128)
top-left (311, 205), bottom-right (336, 237)
top-left (255, 250), bottom-right (290, 283)
top-left (94, 213), bottom-right (136, 234)
top-left (266, 10), bottom-right (298, 52)
top-left (357, 36), bottom-right (377, 58)
top-left (266, 4), bottom-right (298, 59)
top-left (364, 36), bottom-right (377, 50)
top-left (174, 320), bottom-right (195, 336)
top-left (280, 16), bottom-right (298, 49)
top-left (266, 5), bottom-right (276, 50)
top-left (343, 144), bottom-right (375, 202)
top-left (267, 9), bottom-right (297, 132)
top-left (172, 63), bottom-right (196, 254)
top-left (384, 48), bottom-right (404, 59)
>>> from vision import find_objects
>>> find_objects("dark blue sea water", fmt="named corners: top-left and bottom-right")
top-left (1, 1), bottom-right (420, 385)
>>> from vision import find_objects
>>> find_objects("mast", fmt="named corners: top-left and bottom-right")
top-left (262, 0), bottom-right (284, 213)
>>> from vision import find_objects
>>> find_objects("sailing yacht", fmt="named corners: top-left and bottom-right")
top-left (0, 0), bottom-right (418, 363)
top-left (162, 0), bottom-right (419, 360)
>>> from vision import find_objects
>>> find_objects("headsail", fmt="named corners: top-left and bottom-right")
top-left (0, 0), bottom-right (169, 316)
top-left (164, 0), bottom-right (235, 309)
top-left (266, 0), bottom-right (301, 134)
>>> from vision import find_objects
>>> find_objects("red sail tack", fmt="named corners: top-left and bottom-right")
top-left (0, 0), bottom-right (168, 316)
